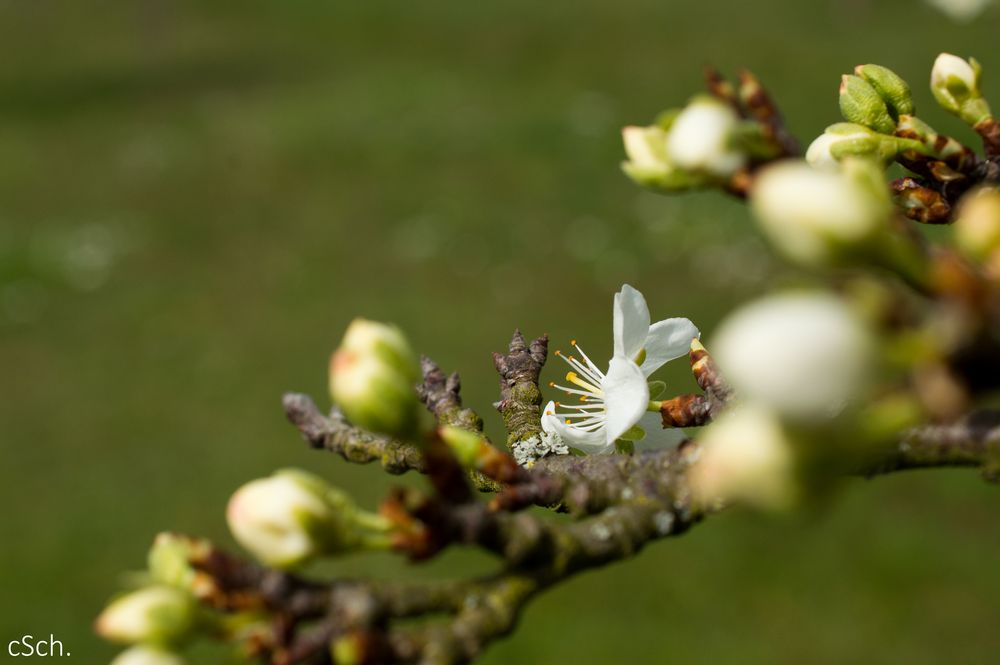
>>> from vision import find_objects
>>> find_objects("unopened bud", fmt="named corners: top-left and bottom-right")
top-left (854, 64), bottom-right (915, 119)
top-left (689, 405), bottom-right (797, 511)
top-left (806, 123), bottom-right (920, 169)
top-left (226, 469), bottom-right (392, 568)
top-left (666, 96), bottom-right (746, 177)
top-left (110, 646), bottom-right (188, 665)
top-left (147, 533), bottom-right (211, 593)
top-left (751, 159), bottom-right (892, 267)
top-left (330, 318), bottom-right (420, 437)
top-left (954, 188), bottom-right (1000, 260)
top-left (95, 586), bottom-right (198, 646)
top-left (839, 75), bottom-right (896, 134)
top-left (712, 292), bottom-right (875, 421)
top-left (931, 53), bottom-right (992, 125)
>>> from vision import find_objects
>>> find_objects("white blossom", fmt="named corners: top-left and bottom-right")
top-left (541, 284), bottom-right (698, 454)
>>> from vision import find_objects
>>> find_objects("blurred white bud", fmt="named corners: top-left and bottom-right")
top-left (622, 125), bottom-right (670, 176)
top-left (227, 469), bottom-right (391, 568)
top-left (666, 97), bottom-right (746, 178)
top-left (751, 159), bottom-right (891, 267)
top-left (712, 292), bottom-right (876, 421)
top-left (954, 187), bottom-right (1000, 260)
top-left (95, 586), bottom-right (197, 646)
top-left (689, 405), bottom-right (797, 511)
top-left (110, 646), bottom-right (188, 665)
top-left (329, 318), bottom-right (420, 437)
top-left (931, 53), bottom-right (991, 125)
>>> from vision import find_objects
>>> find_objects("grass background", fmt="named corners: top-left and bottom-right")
top-left (2, 0), bottom-right (999, 662)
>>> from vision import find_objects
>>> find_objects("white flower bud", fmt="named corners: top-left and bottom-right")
top-left (622, 125), bottom-right (670, 175)
top-left (226, 469), bottom-right (359, 568)
top-left (110, 646), bottom-right (187, 665)
top-left (689, 405), bottom-right (797, 511)
top-left (954, 187), bottom-right (1000, 260)
top-left (329, 318), bottom-right (420, 437)
top-left (805, 123), bottom-right (903, 170)
top-left (666, 97), bottom-right (746, 178)
top-left (751, 159), bottom-right (891, 267)
top-left (95, 586), bottom-right (197, 646)
top-left (931, 53), bottom-right (991, 125)
top-left (711, 292), bottom-right (876, 421)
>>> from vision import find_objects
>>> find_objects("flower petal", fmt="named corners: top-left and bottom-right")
top-left (613, 284), bottom-right (651, 361)
top-left (639, 317), bottom-right (700, 376)
top-left (601, 357), bottom-right (650, 445)
top-left (633, 411), bottom-right (687, 452)
top-left (540, 400), bottom-right (610, 454)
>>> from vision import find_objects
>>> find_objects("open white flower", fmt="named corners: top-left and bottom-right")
top-left (541, 284), bottom-right (698, 454)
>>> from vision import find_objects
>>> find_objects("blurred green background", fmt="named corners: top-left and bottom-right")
top-left (2, 0), bottom-right (1000, 662)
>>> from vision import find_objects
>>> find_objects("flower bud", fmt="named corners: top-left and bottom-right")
top-left (805, 123), bottom-right (917, 169)
top-left (329, 318), bottom-right (420, 437)
top-left (226, 469), bottom-right (390, 568)
top-left (146, 532), bottom-right (211, 595)
top-left (111, 646), bottom-right (188, 665)
top-left (839, 75), bottom-right (896, 134)
top-left (711, 292), bottom-right (876, 421)
top-left (750, 159), bottom-right (891, 267)
top-left (666, 96), bottom-right (746, 178)
top-left (621, 125), bottom-right (670, 180)
top-left (931, 53), bottom-right (992, 125)
top-left (689, 405), bottom-right (797, 511)
top-left (854, 64), bottom-right (914, 119)
top-left (95, 586), bottom-right (198, 646)
top-left (954, 188), bottom-right (1000, 261)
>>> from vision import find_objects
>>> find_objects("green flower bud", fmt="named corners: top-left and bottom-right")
top-left (931, 53), bottom-right (992, 126)
top-left (854, 64), bottom-right (915, 119)
top-left (954, 188), bottom-right (1000, 261)
top-left (95, 586), bottom-right (198, 646)
top-left (147, 533), bottom-right (211, 593)
top-left (226, 469), bottom-right (392, 568)
top-left (110, 646), bottom-right (188, 665)
top-left (839, 75), bottom-right (896, 134)
top-left (329, 318), bottom-right (421, 437)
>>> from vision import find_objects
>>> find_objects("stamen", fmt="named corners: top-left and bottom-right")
top-left (566, 371), bottom-right (602, 395)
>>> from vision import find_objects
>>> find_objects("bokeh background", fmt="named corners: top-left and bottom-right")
top-left (3, 1), bottom-right (1000, 662)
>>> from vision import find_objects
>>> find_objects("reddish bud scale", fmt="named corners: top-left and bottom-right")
top-left (660, 394), bottom-right (713, 428)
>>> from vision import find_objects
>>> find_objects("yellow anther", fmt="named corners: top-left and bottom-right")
top-left (571, 339), bottom-right (577, 346)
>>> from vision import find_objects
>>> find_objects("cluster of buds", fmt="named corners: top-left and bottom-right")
top-left (226, 468), bottom-right (394, 568)
top-left (621, 96), bottom-right (747, 190)
top-left (808, 55), bottom-right (989, 177)
top-left (329, 318), bottom-right (422, 438)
